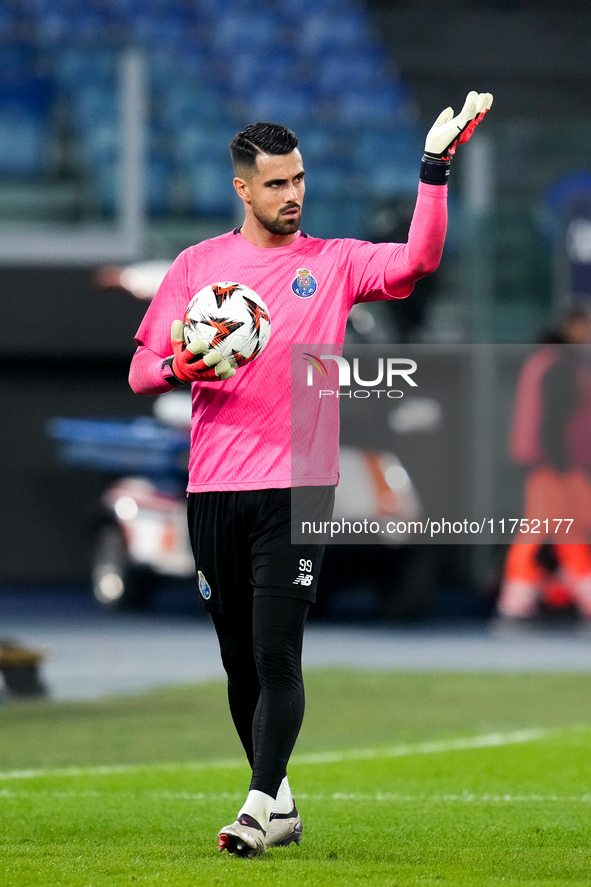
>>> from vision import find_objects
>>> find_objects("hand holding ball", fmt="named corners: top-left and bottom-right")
top-left (166, 282), bottom-right (271, 385)
top-left (170, 319), bottom-right (236, 382)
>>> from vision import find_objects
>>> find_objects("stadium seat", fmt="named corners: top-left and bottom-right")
top-left (210, 12), bottom-right (282, 53)
top-left (0, 42), bottom-right (52, 178)
top-left (129, 12), bottom-right (189, 49)
top-left (303, 197), bottom-right (366, 240)
top-left (0, 7), bottom-right (19, 40)
top-left (70, 85), bottom-right (117, 133)
top-left (156, 83), bottom-right (226, 131)
top-left (249, 85), bottom-right (318, 128)
top-left (364, 160), bottom-right (420, 198)
top-left (0, 43), bottom-right (34, 85)
top-left (52, 47), bottom-right (116, 94)
top-left (303, 159), bottom-right (354, 198)
top-left (148, 47), bottom-right (206, 93)
top-left (223, 50), bottom-right (299, 100)
top-left (337, 84), bottom-right (413, 127)
top-left (296, 11), bottom-right (370, 55)
top-left (35, 7), bottom-right (112, 44)
top-left (79, 120), bottom-right (118, 168)
top-left (5, 0), bottom-right (421, 223)
top-left (187, 159), bottom-right (237, 217)
top-left (91, 151), bottom-right (173, 216)
top-left (317, 50), bottom-right (391, 98)
top-left (144, 153), bottom-right (174, 215)
top-left (297, 125), bottom-right (345, 161)
top-left (170, 121), bottom-right (239, 170)
top-left (354, 128), bottom-right (422, 173)
top-left (281, 0), bottom-right (355, 19)
top-left (0, 104), bottom-right (48, 177)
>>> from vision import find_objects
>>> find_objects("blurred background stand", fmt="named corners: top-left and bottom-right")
top-left (0, 638), bottom-right (47, 698)
top-left (1, 0), bottom-right (591, 625)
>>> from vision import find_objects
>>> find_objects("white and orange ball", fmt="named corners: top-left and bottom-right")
top-left (183, 282), bottom-right (271, 368)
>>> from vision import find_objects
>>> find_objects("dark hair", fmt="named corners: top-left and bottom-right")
top-left (230, 122), bottom-right (299, 176)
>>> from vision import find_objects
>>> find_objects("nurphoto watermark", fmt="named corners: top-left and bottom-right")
top-left (291, 344), bottom-right (591, 545)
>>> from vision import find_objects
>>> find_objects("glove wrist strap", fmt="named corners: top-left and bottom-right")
top-left (162, 356), bottom-right (189, 387)
top-left (420, 154), bottom-right (451, 185)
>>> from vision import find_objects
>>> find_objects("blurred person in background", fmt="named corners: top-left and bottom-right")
top-left (496, 308), bottom-right (591, 628)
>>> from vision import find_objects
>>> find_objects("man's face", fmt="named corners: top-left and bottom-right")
top-left (236, 149), bottom-right (305, 236)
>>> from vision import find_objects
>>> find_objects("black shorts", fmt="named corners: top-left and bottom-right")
top-left (187, 486), bottom-right (335, 613)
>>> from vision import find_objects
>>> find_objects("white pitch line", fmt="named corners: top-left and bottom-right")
top-left (290, 728), bottom-right (550, 765)
top-left (1, 790), bottom-right (589, 804)
top-left (0, 728), bottom-right (552, 783)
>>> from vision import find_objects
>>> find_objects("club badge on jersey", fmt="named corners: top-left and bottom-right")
top-left (291, 268), bottom-right (318, 298)
top-left (198, 570), bottom-right (212, 600)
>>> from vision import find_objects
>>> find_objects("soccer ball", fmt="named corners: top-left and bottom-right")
top-left (183, 282), bottom-right (272, 368)
top-left (183, 282), bottom-right (271, 369)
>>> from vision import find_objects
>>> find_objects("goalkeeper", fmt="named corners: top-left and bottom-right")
top-left (129, 91), bottom-right (492, 858)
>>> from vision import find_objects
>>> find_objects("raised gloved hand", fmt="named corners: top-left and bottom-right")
top-left (425, 91), bottom-right (493, 159)
top-left (420, 91), bottom-right (493, 184)
top-left (162, 320), bottom-right (236, 385)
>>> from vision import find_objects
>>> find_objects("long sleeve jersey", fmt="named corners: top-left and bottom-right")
top-left (130, 181), bottom-right (447, 491)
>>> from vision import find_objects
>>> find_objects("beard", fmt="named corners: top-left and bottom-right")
top-left (252, 203), bottom-right (301, 236)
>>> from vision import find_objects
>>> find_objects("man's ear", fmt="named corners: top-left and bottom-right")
top-left (233, 176), bottom-right (250, 204)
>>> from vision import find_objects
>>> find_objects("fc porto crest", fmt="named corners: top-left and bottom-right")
top-left (291, 267), bottom-right (318, 299)
top-left (198, 570), bottom-right (212, 600)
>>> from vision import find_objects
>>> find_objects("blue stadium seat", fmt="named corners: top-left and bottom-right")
top-left (35, 7), bottom-right (112, 44)
top-left (317, 50), bottom-right (391, 99)
top-left (70, 85), bottom-right (117, 132)
top-left (223, 50), bottom-right (299, 100)
top-left (210, 11), bottom-right (282, 53)
top-left (336, 84), bottom-right (413, 127)
top-left (354, 127), bottom-right (422, 173)
top-left (0, 104), bottom-right (48, 176)
top-left (79, 120), bottom-right (118, 168)
top-left (281, 0), bottom-right (355, 19)
top-left (156, 83), bottom-right (226, 131)
top-left (174, 43), bottom-right (215, 84)
top-left (52, 47), bottom-right (116, 94)
top-left (296, 11), bottom-right (370, 55)
top-left (91, 151), bottom-right (173, 215)
top-left (0, 7), bottom-right (19, 40)
top-left (364, 160), bottom-right (419, 198)
top-left (0, 43), bottom-right (36, 86)
top-left (148, 48), bottom-right (202, 93)
top-left (115, 0), bottom-right (196, 19)
top-left (303, 197), bottom-right (367, 240)
top-left (144, 153), bottom-right (174, 215)
top-left (303, 159), bottom-right (354, 198)
top-left (0, 42), bottom-right (52, 177)
top-left (170, 121), bottom-right (238, 170)
top-left (129, 12), bottom-right (189, 49)
top-left (187, 159), bottom-right (236, 217)
top-left (249, 85), bottom-right (317, 127)
top-left (297, 125), bottom-right (343, 161)
top-left (12, 0), bottom-right (419, 221)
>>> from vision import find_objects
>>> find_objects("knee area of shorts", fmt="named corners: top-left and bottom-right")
top-left (218, 645), bottom-right (257, 679)
top-left (254, 649), bottom-right (303, 691)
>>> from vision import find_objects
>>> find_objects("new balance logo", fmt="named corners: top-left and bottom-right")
top-left (293, 573), bottom-right (313, 586)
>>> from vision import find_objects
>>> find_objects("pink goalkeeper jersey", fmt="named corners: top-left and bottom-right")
top-left (132, 182), bottom-right (446, 492)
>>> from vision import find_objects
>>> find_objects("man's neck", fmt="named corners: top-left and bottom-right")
top-left (239, 217), bottom-right (300, 249)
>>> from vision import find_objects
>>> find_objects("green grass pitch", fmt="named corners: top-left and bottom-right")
top-left (2, 670), bottom-right (591, 886)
